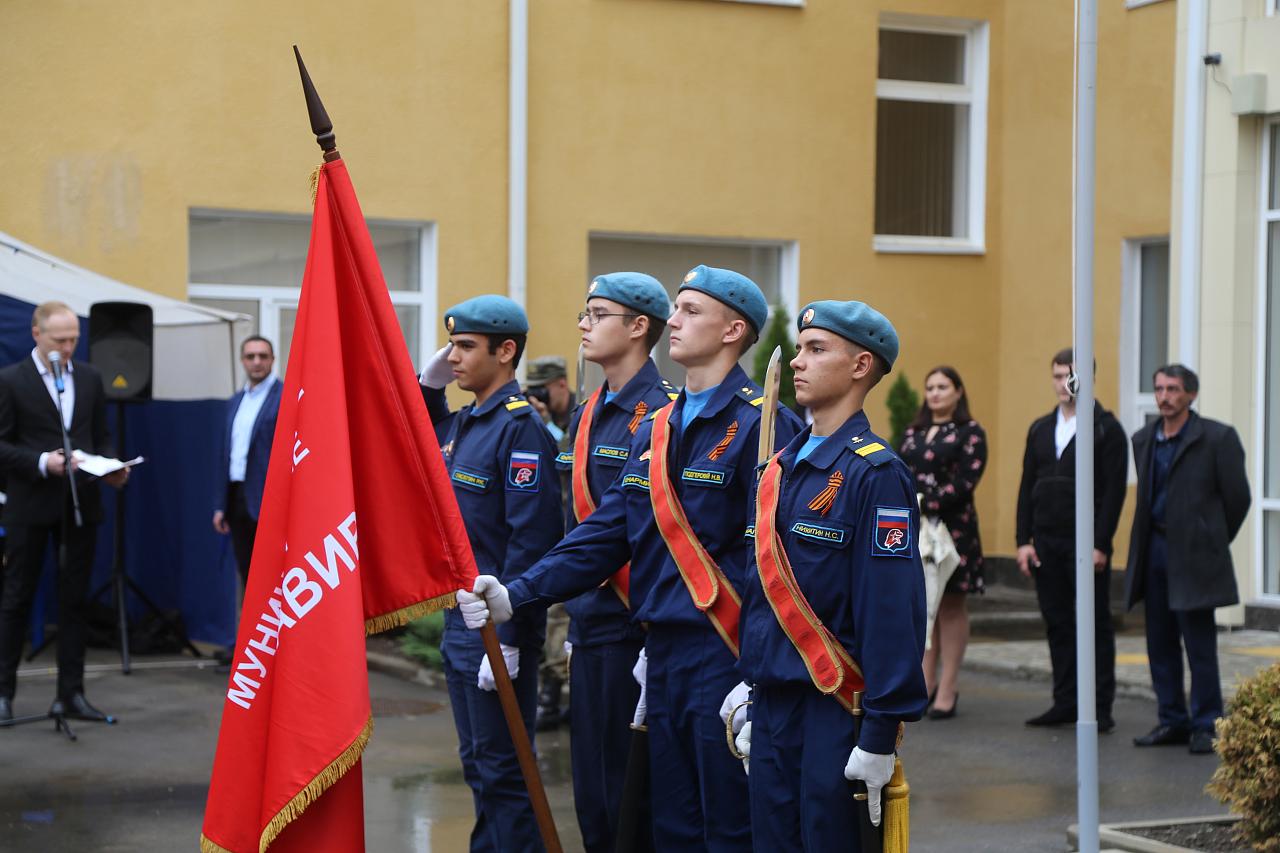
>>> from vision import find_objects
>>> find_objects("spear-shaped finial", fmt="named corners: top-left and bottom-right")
top-left (293, 46), bottom-right (340, 161)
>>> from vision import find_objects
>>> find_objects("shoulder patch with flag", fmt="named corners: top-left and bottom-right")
top-left (872, 506), bottom-right (913, 558)
top-left (508, 450), bottom-right (541, 489)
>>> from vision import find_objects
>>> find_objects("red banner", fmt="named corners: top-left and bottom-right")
top-left (201, 159), bottom-right (477, 853)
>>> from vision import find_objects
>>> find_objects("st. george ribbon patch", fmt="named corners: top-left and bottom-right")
top-left (508, 450), bottom-right (541, 489)
top-left (872, 507), bottom-right (913, 558)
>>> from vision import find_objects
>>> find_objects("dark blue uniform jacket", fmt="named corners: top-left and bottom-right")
top-left (555, 359), bottom-right (679, 647)
top-left (738, 411), bottom-right (929, 755)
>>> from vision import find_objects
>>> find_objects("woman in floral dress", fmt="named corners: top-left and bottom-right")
top-left (898, 366), bottom-right (987, 719)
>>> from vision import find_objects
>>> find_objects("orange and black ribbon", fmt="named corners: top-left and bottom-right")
top-left (627, 401), bottom-right (648, 435)
top-left (806, 470), bottom-right (844, 517)
top-left (648, 404), bottom-right (741, 656)
top-left (572, 387), bottom-right (630, 606)
top-left (707, 420), bottom-right (738, 461)
top-left (756, 454), bottom-right (864, 713)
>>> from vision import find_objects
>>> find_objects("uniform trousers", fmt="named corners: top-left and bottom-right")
top-left (748, 684), bottom-right (865, 852)
top-left (442, 622), bottom-right (544, 853)
top-left (645, 623), bottom-right (751, 852)
top-left (0, 514), bottom-right (97, 701)
top-left (568, 636), bottom-right (650, 853)
top-left (1143, 532), bottom-right (1223, 733)
top-left (1031, 534), bottom-right (1116, 716)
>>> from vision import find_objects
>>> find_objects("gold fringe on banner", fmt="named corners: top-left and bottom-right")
top-left (200, 833), bottom-right (234, 853)
top-left (365, 590), bottom-right (457, 636)
top-left (882, 757), bottom-right (910, 853)
top-left (308, 164), bottom-right (322, 205)
top-left (261, 716), bottom-right (373, 852)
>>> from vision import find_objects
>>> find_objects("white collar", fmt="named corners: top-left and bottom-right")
top-left (31, 347), bottom-right (73, 376)
top-left (244, 374), bottom-right (278, 394)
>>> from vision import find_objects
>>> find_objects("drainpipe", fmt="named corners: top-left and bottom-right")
top-left (509, 0), bottom-right (529, 357)
top-left (1177, 0), bottom-right (1207, 369)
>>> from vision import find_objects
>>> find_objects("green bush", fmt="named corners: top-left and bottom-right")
top-left (752, 305), bottom-right (797, 413)
top-left (885, 372), bottom-right (920, 451)
top-left (1206, 662), bottom-right (1280, 851)
top-left (399, 609), bottom-right (446, 670)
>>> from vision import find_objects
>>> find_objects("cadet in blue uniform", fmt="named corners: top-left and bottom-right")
top-left (459, 267), bottom-right (803, 852)
top-left (557, 272), bottom-right (677, 853)
top-left (419, 294), bottom-right (563, 853)
top-left (728, 300), bottom-right (928, 852)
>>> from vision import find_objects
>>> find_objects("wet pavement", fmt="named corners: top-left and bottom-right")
top-left (0, 642), bottom-right (1247, 853)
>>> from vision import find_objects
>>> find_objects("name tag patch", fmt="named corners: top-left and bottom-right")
top-left (508, 451), bottom-right (541, 489)
top-left (555, 451), bottom-right (574, 467)
top-left (621, 473), bottom-right (651, 492)
top-left (593, 444), bottom-right (630, 464)
top-left (681, 467), bottom-right (728, 488)
top-left (872, 507), bottom-right (913, 558)
top-left (791, 521), bottom-right (846, 546)
top-left (744, 524), bottom-right (756, 540)
top-left (452, 468), bottom-right (491, 492)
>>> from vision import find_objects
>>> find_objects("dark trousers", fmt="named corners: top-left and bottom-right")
top-left (749, 684), bottom-right (863, 852)
top-left (1144, 533), bottom-right (1223, 733)
top-left (0, 516), bottom-right (98, 700)
top-left (569, 636), bottom-right (650, 853)
top-left (1032, 535), bottom-right (1116, 715)
top-left (441, 622), bottom-right (544, 853)
top-left (645, 624), bottom-right (752, 852)
top-left (226, 482), bottom-right (257, 585)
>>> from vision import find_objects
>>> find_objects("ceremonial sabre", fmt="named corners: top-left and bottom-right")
top-left (575, 343), bottom-right (586, 402)
top-left (725, 346), bottom-right (783, 763)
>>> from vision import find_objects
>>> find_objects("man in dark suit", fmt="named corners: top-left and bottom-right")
top-left (1125, 364), bottom-right (1250, 754)
top-left (0, 301), bottom-right (126, 723)
top-left (1016, 347), bottom-right (1128, 733)
top-left (213, 336), bottom-right (281, 584)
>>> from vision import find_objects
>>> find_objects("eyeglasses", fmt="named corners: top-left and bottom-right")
top-left (577, 310), bottom-right (639, 327)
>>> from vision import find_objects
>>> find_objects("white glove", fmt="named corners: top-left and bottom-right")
top-left (563, 640), bottom-right (573, 665)
top-left (456, 575), bottom-right (513, 628)
top-left (735, 721), bottom-right (752, 775)
top-left (477, 643), bottom-right (520, 691)
top-left (419, 344), bottom-right (455, 389)
top-left (719, 681), bottom-right (752, 735)
top-left (631, 648), bottom-right (648, 726)
top-left (843, 747), bottom-right (896, 827)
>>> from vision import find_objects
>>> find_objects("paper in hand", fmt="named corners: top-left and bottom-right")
top-left (72, 450), bottom-right (145, 479)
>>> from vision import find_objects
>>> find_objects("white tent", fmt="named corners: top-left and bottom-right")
top-left (0, 231), bottom-right (249, 400)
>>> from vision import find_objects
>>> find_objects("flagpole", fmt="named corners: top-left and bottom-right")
top-left (292, 47), bottom-right (562, 853)
top-left (1071, 3), bottom-right (1100, 852)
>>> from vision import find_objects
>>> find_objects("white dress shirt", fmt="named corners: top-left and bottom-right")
top-left (33, 348), bottom-right (75, 477)
top-left (229, 375), bottom-right (277, 483)
top-left (1054, 406), bottom-right (1077, 460)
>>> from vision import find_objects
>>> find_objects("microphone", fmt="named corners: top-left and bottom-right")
top-left (48, 351), bottom-right (66, 394)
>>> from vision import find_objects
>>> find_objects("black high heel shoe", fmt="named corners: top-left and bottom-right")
top-left (928, 694), bottom-right (958, 720)
top-left (926, 687), bottom-right (938, 710)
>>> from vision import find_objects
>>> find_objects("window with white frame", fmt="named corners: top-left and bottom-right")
top-left (586, 234), bottom-right (799, 387)
top-left (875, 14), bottom-right (988, 253)
top-left (1258, 120), bottom-right (1280, 598)
top-left (187, 210), bottom-right (436, 380)
top-left (1120, 237), bottom-right (1171, 442)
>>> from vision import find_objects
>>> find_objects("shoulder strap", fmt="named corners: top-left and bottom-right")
top-left (571, 386), bottom-right (631, 607)
top-left (755, 455), bottom-right (864, 713)
top-left (648, 404), bottom-right (741, 656)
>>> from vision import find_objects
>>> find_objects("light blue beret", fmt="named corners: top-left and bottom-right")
top-left (797, 300), bottom-right (900, 372)
top-left (587, 272), bottom-right (671, 320)
top-left (678, 265), bottom-right (768, 333)
top-left (444, 294), bottom-right (529, 336)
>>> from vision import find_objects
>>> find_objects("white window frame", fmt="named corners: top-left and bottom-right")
top-left (1124, 0), bottom-right (1171, 10)
top-left (1253, 117), bottom-right (1280, 602)
top-left (1120, 236), bottom-right (1171, 458)
top-left (874, 14), bottom-right (989, 255)
top-left (708, 0), bottom-right (803, 6)
top-left (1269, 0), bottom-right (1279, 17)
top-left (187, 208), bottom-right (437, 378)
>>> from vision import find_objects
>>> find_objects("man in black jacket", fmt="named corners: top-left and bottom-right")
top-left (0, 301), bottom-right (126, 724)
top-left (1016, 348), bottom-right (1128, 732)
top-left (1125, 364), bottom-right (1250, 754)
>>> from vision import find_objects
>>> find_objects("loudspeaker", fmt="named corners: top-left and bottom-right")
top-left (89, 302), bottom-right (153, 402)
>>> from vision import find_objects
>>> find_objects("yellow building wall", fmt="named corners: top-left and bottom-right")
top-left (1, 0), bottom-right (1174, 562)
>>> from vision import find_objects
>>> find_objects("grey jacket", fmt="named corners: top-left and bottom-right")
top-left (1124, 412), bottom-right (1251, 612)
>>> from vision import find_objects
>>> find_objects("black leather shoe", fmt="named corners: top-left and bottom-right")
top-left (1133, 724), bottom-right (1190, 747)
top-left (1025, 706), bottom-right (1075, 727)
top-left (1189, 731), bottom-right (1215, 754)
top-left (50, 693), bottom-right (115, 724)
top-left (928, 694), bottom-right (958, 720)
top-left (0, 697), bottom-right (12, 723)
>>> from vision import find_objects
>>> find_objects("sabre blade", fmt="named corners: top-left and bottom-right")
top-left (757, 346), bottom-right (783, 465)
top-left (576, 343), bottom-right (587, 402)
